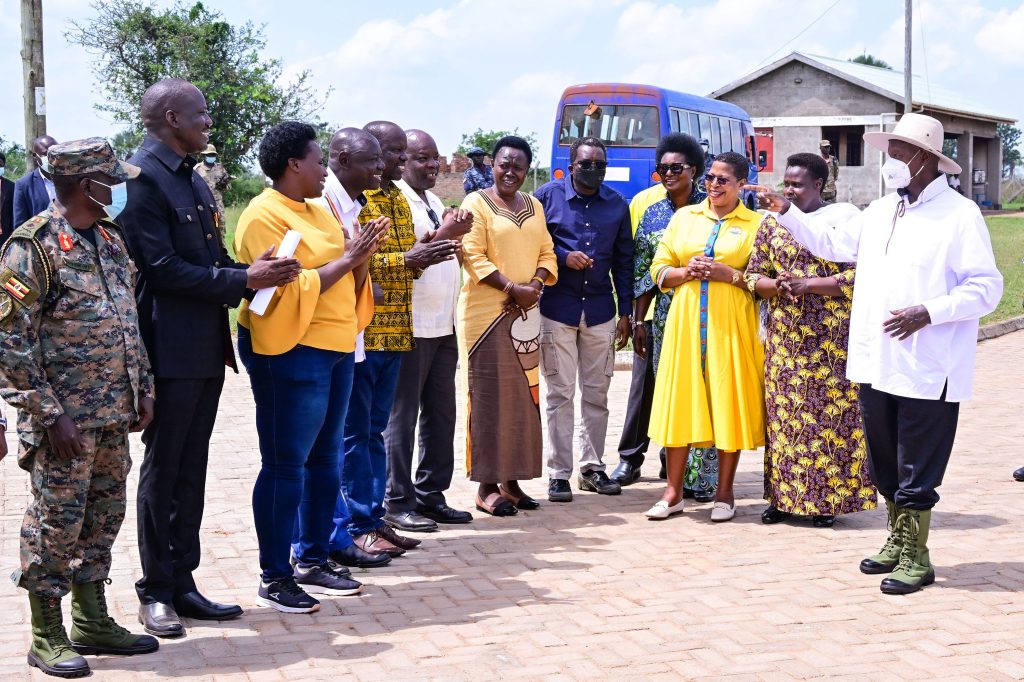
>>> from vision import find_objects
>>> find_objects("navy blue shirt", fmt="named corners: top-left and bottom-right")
top-left (534, 176), bottom-right (633, 327)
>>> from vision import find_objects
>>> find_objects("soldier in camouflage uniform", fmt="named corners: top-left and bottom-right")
top-left (195, 143), bottom-right (230, 243)
top-left (0, 138), bottom-right (159, 678)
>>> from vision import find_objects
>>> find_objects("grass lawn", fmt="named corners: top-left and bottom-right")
top-left (983, 215), bottom-right (1024, 325)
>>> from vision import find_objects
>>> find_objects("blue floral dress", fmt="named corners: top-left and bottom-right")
top-left (633, 187), bottom-right (717, 495)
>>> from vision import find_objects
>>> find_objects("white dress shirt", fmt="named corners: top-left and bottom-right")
top-left (395, 179), bottom-right (459, 339)
top-left (776, 175), bottom-right (1002, 402)
top-left (316, 170), bottom-right (366, 362)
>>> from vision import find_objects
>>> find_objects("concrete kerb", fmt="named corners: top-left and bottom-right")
top-left (613, 315), bottom-right (1024, 370)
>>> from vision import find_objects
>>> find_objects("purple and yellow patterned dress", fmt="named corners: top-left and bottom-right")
top-left (745, 205), bottom-right (876, 516)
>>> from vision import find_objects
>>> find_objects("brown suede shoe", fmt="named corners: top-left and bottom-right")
top-left (353, 531), bottom-right (405, 557)
top-left (376, 524), bottom-right (422, 550)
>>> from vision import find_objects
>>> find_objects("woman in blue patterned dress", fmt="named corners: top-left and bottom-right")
top-left (632, 133), bottom-right (716, 500)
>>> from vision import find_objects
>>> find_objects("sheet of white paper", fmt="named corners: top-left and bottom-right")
top-left (248, 230), bottom-right (302, 316)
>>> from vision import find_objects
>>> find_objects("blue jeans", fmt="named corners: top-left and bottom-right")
top-left (238, 327), bottom-right (355, 582)
top-left (337, 350), bottom-right (402, 539)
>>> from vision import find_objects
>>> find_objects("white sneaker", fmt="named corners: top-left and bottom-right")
top-left (710, 501), bottom-right (736, 522)
top-left (644, 498), bottom-right (684, 519)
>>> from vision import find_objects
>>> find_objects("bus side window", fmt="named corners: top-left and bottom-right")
top-left (689, 113), bottom-right (700, 139)
top-left (710, 116), bottom-right (722, 154)
top-left (698, 114), bottom-right (712, 146)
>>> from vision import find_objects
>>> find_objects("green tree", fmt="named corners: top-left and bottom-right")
top-left (998, 123), bottom-right (1023, 178)
top-left (850, 54), bottom-right (892, 69)
top-left (456, 128), bottom-right (540, 163)
top-left (0, 137), bottom-right (28, 181)
top-left (66, 0), bottom-right (327, 174)
top-left (110, 128), bottom-right (144, 161)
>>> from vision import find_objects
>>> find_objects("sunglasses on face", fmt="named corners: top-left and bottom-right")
top-left (575, 160), bottom-right (608, 171)
top-left (656, 163), bottom-right (692, 176)
top-left (704, 173), bottom-right (734, 186)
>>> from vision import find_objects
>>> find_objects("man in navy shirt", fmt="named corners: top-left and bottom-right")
top-left (534, 136), bottom-right (633, 502)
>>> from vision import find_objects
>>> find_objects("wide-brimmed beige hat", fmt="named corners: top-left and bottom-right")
top-left (863, 112), bottom-right (961, 174)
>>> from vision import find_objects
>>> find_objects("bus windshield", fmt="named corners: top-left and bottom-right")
top-left (558, 104), bottom-right (659, 147)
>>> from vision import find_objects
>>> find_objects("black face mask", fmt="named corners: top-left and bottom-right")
top-left (574, 167), bottom-right (605, 190)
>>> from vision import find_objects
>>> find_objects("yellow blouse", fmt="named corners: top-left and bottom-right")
top-left (234, 188), bottom-right (373, 356)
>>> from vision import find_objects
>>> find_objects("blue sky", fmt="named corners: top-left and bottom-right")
top-left (1, 0), bottom-right (1022, 166)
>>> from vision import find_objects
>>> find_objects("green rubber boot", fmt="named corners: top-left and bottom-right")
top-left (27, 593), bottom-right (90, 678)
top-left (69, 580), bottom-right (160, 656)
top-left (880, 508), bottom-right (936, 595)
top-left (859, 497), bottom-right (902, 574)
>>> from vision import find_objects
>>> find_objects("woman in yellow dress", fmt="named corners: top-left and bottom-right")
top-left (645, 151), bottom-right (765, 523)
top-left (458, 136), bottom-right (558, 517)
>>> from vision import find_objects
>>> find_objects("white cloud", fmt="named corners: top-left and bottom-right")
top-left (975, 3), bottom-right (1024, 66)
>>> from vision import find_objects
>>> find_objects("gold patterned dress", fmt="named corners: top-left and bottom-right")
top-left (458, 191), bottom-right (558, 483)
top-left (745, 205), bottom-right (876, 516)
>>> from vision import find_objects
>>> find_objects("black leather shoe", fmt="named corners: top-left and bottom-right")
top-left (173, 591), bottom-right (244, 621)
top-left (1014, 466), bottom-right (1024, 482)
top-left (418, 503), bottom-right (473, 523)
top-left (138, 601), bottom-right (184, 638)
top-left (579, 470), bottom-right (622, 495)
top-left (813, 515), bottom-right (836, 528)
top-left (385, 510), bottom-right (438, 532)
top-left (610, 461), bottom-right (641, 486)
top-left (693, 490), bottom-right (716, 503)
top-left (328, 543), bottom-right (392, 568)
top-left (761, 506), bottom-right (792, 524)
top-left (548, 478), bottom-right (573, 502)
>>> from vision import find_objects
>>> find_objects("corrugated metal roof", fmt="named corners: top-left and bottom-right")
top-left (710, 52), bottom-right (1016, 124)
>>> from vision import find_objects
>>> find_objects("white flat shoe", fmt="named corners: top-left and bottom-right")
top-left (644, 498), bottom-right (684, 519)
top-left (710, 501), bottom-right (736, 522)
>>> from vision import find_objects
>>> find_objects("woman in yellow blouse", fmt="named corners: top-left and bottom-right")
top-left (458, 136), bottom-right (558, 516)
top-left (234, 122), bottom-right (387, 613)
top-left (646, 151), bottom-right (765, 523)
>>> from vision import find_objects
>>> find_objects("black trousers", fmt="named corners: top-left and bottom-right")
top-left (135, 376), bottom-right (225, 604)
top-left (858, 383), bottom-right (959, 511)
top-left (617, 322), bottom-right (663, 468)
top-left (384, 334), bottom-right (458, 513)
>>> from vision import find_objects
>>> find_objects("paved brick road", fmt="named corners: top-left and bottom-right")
top-left (2, 332), bottom-right (1024, 681)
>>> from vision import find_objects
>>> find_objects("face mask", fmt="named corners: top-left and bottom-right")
top-left (574, 167), bottom-right (605, 189)
top-left (88, 179), bottom-right (128, 220)
top-left (0, 168), bottom-right (5, 178)
top-left (881, 149), bottom-right (923, 189)
top-left (205, 156), bottom-right (217, 164)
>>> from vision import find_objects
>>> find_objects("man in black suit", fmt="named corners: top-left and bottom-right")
top-left (119, 78), bottom-right (300, 637)
top-left (0, 151), bottom-right (14, 241)
top-left (12, 136), bottom-right (58, 227)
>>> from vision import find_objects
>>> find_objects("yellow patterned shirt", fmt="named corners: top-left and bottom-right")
top-left (360, 180), bottom-right (419, 351)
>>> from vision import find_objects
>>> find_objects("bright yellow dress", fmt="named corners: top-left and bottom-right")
top-left (648, 199), bottom-right (765, 451)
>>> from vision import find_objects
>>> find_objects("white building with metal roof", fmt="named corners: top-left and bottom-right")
top-left (709, 52), bottom-right (1015, 207)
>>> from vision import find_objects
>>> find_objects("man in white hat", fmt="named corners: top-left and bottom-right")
top-left (756, 113), bottom-right (1003, 595)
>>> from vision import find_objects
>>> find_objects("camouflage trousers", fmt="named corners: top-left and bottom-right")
top-left (17, 423), bottom-right (131, 598)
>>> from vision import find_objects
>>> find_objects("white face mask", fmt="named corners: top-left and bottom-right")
top-left (881, 149), bottom-right (924, 189)
top-left (0, 167), bottom-right (5, 178)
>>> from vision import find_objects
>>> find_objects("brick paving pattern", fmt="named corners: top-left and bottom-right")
top-left (2, 332), bottom-right (1023, 680)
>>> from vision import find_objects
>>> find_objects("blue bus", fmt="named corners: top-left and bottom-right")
top-left (551, 83), bottom-right (758, 201)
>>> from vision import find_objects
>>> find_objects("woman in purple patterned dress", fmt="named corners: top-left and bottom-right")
top-left (745, 153), bottom-right (876, 528)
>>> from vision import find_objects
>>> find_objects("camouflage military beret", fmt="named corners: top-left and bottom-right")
top-left (46, 137), bottom-right (141, 181)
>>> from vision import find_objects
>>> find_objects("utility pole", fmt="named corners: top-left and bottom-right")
top-left (21, 0), bottom-right (46, 168)
top-left (904, 0), bottom-right (912, 114)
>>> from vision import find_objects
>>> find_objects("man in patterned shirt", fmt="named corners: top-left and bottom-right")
top-left (335, 120), bottom-right (459, 558)
top-left (462, 146), bottom-right (494, 193)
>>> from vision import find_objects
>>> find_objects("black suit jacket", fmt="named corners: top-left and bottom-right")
top-left (12, 169), bottom-right (51, 227)
top-left (0, 177), bottom-right (13, 243)
top-left (119, 137), bottom-right (249, 379)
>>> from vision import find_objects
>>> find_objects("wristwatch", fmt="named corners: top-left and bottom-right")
top-left (731, 270), bottom-right (741, 285)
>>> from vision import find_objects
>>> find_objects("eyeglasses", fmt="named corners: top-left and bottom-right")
top-left (574, 160), bottom-right (608, 171)
top-left (656, 163), bottom-right (692, 176)
top-left (704, 173), bottom-right (734, 186)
